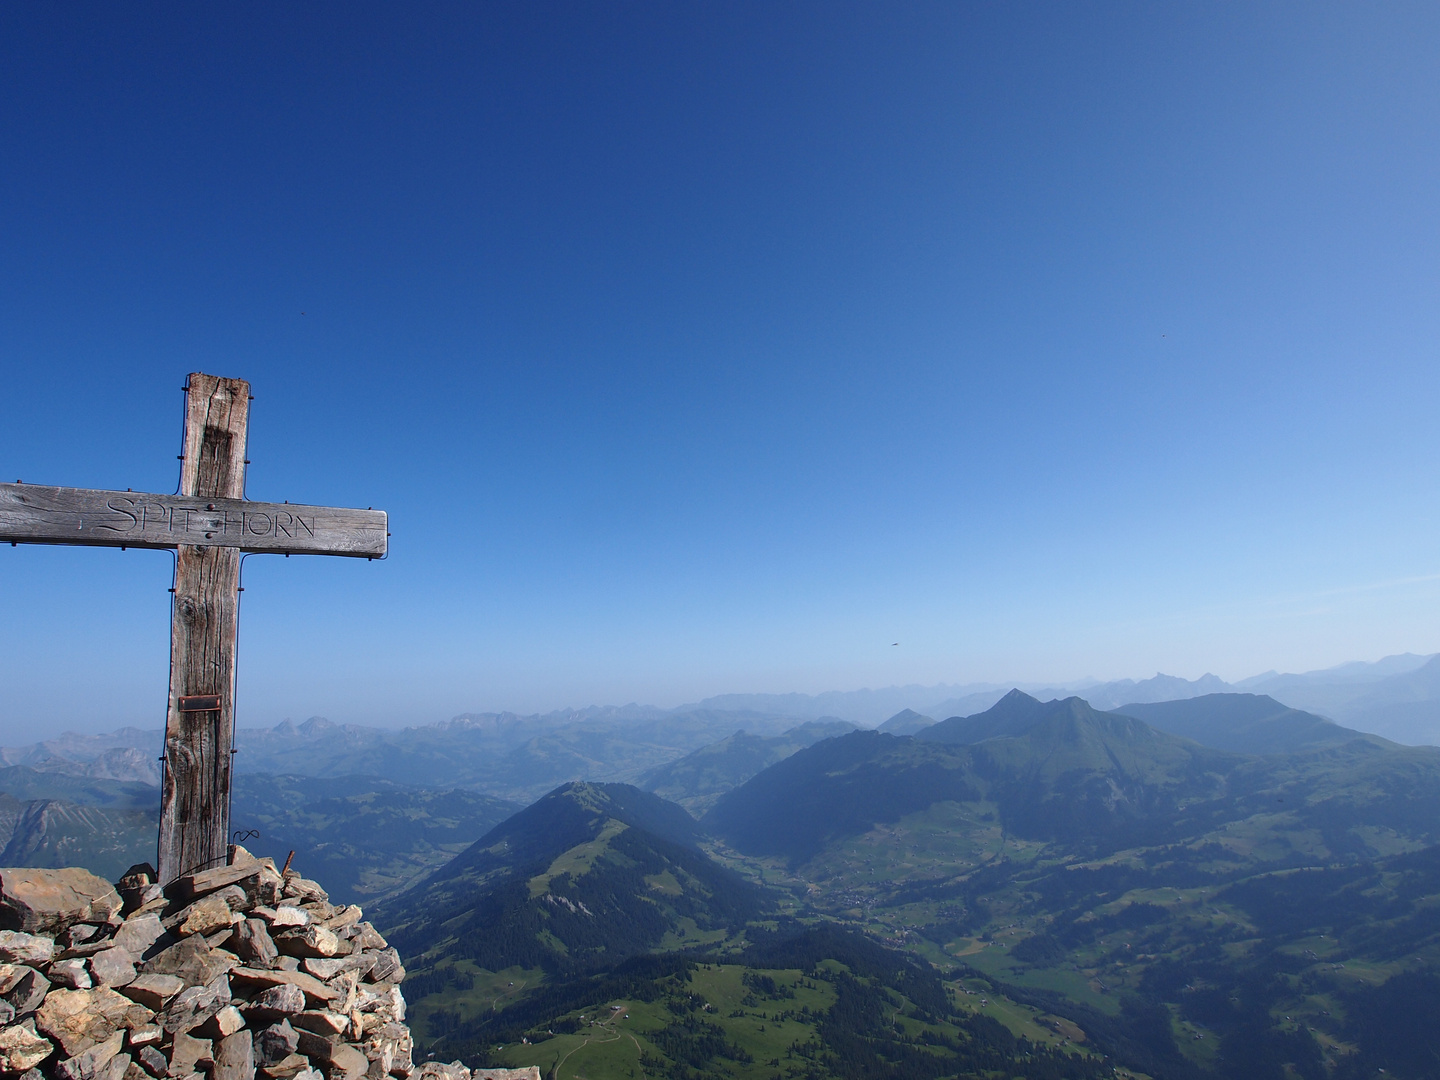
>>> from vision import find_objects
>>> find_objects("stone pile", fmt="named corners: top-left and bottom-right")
top-left (0, 852), bottom-right (412, 1080)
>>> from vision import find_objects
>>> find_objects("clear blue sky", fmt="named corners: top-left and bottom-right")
top-left (3, 3), bottom-right (1438, 735)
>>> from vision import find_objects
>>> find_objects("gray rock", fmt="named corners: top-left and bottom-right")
top-left (319, 906), bottom-right (361, 932)
top-left (127, 1023), bottom-right (164, 1047)
top-left (413, 1063), bottom-right (468, 1080)
top-left (119, 973), bottom-right (186, 1010)
top-left (256, 1020), bottom-right (299, 1065)
top-left (50, 958), bottom-right (94, 989)
top-left (234, 920), bottom-right (278, 968)
top-left (195, 1005), bottom-right (245, 1041)
top-left (99, 1050), bottom-right (132, 1080)
top-left (59, 924), bottom-right (104, 949)
top-left (162, 978), bottom-right (230, 1035)
top-left (348, 925), bottom-right (386, 952)
top-left (165, 896), bottom-right (235, 939)
top-left (360, 1022), bottom-right (411, 1077)
top-left (4, 966), bottom-right (51, 1015)
top-left (244, 983), bottom-right (306, 1022)
top-left (214, 1030), bottom-right (254, 1080)
top-left (0, 869), bottom-right (122, 935)
top-left (0, 931), bottom-right (55, 965)
top-left (273, 927), bottom-right (339, 960)
top-left (137, 1045), bottom-right (169, 1078)
top-left (301, 954), bottom-right (374, 982)
top-left (89, 946), bottom-right (137, 987)
top-left (0, 997), bottom-right (14, 1025)
top-left (280, 879), bottom-right (327, 905)
top-left (112, 915), bottom-right (165, 960)
top-left (141, 935), bottom-right (234, 986)
top-left (291, 1011), bottom-right (347, 1037)
top-left (366, 950), bottom-right (403, 985)
top-left (292, 1029), bottom-right (340, 1063)
top-left (54, 1030), bottom-right (125, 1080)
top-left (167, 1032), bottom-right (212, 1078)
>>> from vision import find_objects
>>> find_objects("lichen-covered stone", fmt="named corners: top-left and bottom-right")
top-left (36, 987), bottom-right (154, 1057)
top-left (267, 908), bottom-right (309, 929)
top-left (0, 1018), bottom-right (54, 1072)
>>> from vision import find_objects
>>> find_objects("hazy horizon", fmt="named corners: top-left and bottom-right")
top-left (0, 649), bottom-right (1432, 741)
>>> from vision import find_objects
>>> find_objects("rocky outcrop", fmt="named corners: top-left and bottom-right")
top-left (0, 853), bottom-right (412, 1080)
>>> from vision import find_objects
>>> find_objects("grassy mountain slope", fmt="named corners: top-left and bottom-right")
top-left (434, 926), bottom-right (1111, 1080)
top-left (638, 720), bottom-right (855, 814)
top-left (917, 687), bottom-right (1074, 744)
top-left (707, 695), bottom-right (1239, 864)
top-left (378, 783), bottom-right (774, 989)
top-left (1113, 693), bottom-right (1384, 755)
top-left (699, 692), bottom-right (1440, 1078)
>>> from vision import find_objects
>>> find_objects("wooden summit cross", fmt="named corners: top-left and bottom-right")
top-left (0, 373), bottom-right (387, 884)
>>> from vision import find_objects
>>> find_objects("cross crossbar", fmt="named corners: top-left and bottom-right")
top-left (0, 484), bottom-right (387, 556)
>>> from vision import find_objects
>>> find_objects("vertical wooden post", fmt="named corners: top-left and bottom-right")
top-left (157, 373), bottom-right (250, 884)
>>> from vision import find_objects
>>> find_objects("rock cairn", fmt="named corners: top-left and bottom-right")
top-left (0, 852), bottom-right (413, 1080)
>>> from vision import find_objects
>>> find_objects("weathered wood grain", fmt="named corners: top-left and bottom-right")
top-left (0, 485), bottom-right (388, 557)
top-left (159, 374), bottom-right (249, 884)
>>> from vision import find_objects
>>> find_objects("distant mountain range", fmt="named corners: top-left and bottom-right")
top-left (668, 652), bottom-right (1440, 742)
top-left (364, 686), bottom-right (1440, 1077)
top-left (1111, 693), bottom-right (1385, 755)
top-left (4, 671), bottom-right (1440, 1075)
